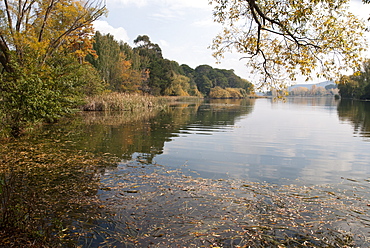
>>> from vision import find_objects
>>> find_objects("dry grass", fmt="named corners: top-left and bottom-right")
top-left (81, 92), bottom-right (168, 112)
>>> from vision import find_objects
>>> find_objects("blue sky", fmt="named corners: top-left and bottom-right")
top-left (94, 0), bottom-right (370, 84)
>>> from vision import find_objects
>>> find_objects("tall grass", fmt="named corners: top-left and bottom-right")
top-left (81, 92), bottom-right (168, 112)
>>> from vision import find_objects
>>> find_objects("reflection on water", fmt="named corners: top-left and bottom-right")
top-left (152, 97), bottom-right (370, 185)
top-left (4, 97), bottom-right (370, 246)
top-left (71, 99), bottom-right (255, 164)
top-left (55, 97), bottom-right (370, 186)
top-left (337, 99), bottom-right (370, 140)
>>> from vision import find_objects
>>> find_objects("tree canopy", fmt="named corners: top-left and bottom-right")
top-left (0, 0), bottom-right (106, 136)
top-left (338, 59), bottom-right (370, 100)
top-left (87, 33), bottom-right (252, 98)
top-left (0, 0), bottom-right (106, 72)
top-left (209, 0), bottom-right (368, 90)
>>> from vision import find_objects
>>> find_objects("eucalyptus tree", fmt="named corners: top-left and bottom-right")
top-left (133, 35), bottom-right (172, 95)
top-left (209, 0), bottom-right (368, 90)
top-left (87, 31), bottom-right (121, 90)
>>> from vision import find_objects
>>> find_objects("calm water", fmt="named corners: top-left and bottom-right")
top-left (78, 97), bottom-right (370, 186)
top-left (154, 98), bottom-right (370, 185)
top-left (38, 97), bottom-right (370, 246)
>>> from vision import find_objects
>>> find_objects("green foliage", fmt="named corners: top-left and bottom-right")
top-left (133, 36), bottom-right (172, 95)
top-left (88, 33), bottom-right (253, 98)
top-left (195, 75), bottom-right (213, 96)
top-left (338, 59), bottom-right (370, 99)
top-left (0, 56), bottom-right (95, 136)
top-left (87, 32), bottom-right (121, 89)
top-left (0, 0), bottom-right (106, 137)
top-left (192, 65), bottom-right (254, 96)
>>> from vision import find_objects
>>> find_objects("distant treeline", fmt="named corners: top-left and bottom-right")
top-left (288, 84), bottom-right (339, 97)
top-left (87, 33), bottom-right (254, 97)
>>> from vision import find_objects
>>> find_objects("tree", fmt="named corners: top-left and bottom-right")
top-left (195, 75), bottom-right (213, 96)
top-left (290, 87), bottom-right (309, 97)
top-left (338, 75), bottom-right (360, 99)
top-left (210, 0), bottom-right (367, 90)
top-left (87, 33), bottom-right (145, 93)
top-left (193, 64), bottom-right (254, 96)
top-left (133, 35), bottom-right (174, 95)
top-left (0, 0), bottom-right (106, 72)
top-left (338, 59), bottom-right (370, 99)
top-left (87, 32), bottom-right (121, 89)
top-left (0, 0), bottom-right (106, 136)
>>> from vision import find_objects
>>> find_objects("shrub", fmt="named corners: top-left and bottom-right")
top-left (209, 87), bottom-right (231, 99)
top-left (209, 87), bottom-right (246, 99)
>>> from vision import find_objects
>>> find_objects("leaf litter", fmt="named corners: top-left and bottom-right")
top-left (1, 134), bottom-right (370, 247)
top-left (76, 160), bottom-right (370, 247)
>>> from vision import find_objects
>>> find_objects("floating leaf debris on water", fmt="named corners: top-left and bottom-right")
top-left (1, 139), bottom-right (370, 247)
top-left (83, 161), bottom-right (370, 247)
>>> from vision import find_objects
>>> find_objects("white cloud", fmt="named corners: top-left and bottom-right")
top-left (165, 0), bottom-right (211, 10)
top-left (93, 20), bottom-right (129, 42)
top-left (193, 17), bottom-right (219, 28)
top-left (148, 0), bottom-right (211, 20)
top-left (151, 8), bottom-right (177, 20)
top-left (109, 0), bottom-right (210, 10)
top-left (108, 0), bottom-right (148, 8)
top-left (350, 0), bottom-right (370, 20)
top-left (159, 40), bottom-right (169, 47)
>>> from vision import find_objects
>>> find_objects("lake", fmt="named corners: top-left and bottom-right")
top-left (5, 97), bottom-right (370, 247)
top-left (85, 97), bottom-right (370, 187)
top-left (81, 97), bottom-right (370, 246)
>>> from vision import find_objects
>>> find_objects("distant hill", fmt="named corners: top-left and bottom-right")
top-left (288, 80), bottom-right (335, 91)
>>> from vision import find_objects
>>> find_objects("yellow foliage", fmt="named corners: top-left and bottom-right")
top-left (0, 0), bottom-right (106, 70)
top-left (119, 54), bottom-right (142, 93)
top-left (209, 87), bottom-right (231, 99)
top-left (165, 74), bottom-right (194, 96)
top-left (225, 88), bottom-right (244, 98)
top-left (209, 87), bottom-right (247, 99)
top-left (210, 0), bottom-right (367, 90)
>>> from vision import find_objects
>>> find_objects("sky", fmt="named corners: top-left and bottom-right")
top-left (94, 0), bottom-right (370, 85)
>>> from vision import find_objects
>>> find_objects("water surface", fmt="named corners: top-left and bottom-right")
top-left (140, 98), bottom-right (370, 186)
top-left (40, 97), bottom-right (370, 246)
top-left (76, 97), bottom-right (370, 186)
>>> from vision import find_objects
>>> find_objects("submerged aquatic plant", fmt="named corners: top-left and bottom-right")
top-left (79, 161), bottom-right (370, 247)
top-left (0, 138), bottom-right (118, 247)
top-left (1, 104), bottom-right (370, 247)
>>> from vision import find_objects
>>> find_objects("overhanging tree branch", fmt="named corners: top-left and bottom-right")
top-left (210, 0), bottom-right (367, 88)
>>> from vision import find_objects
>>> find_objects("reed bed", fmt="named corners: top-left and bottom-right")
top-left (79, 110), bottom-right (161, 126)
top-left (81, 93), bottom-right (168, 112)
